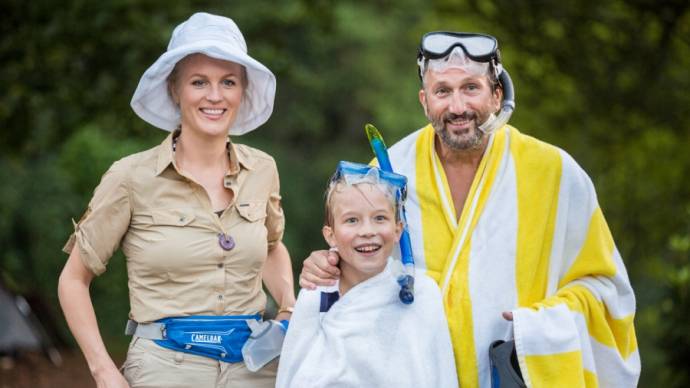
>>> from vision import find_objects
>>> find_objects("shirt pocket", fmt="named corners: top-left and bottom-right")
top-left (150, 208), bottom-right (196, 226)
top-left (236, 201), bottom-right (267, 222)
top-left (126, 208), bottom-right (197, 247)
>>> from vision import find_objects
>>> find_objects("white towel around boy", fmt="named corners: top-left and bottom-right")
top-left (276, 258), bottom-right (458, 388)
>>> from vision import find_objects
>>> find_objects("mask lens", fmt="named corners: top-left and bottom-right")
top-left (334, 161), bottom-right (407, 197)
top-left (423, 33), bottom-right (458, 56)
top-left (422, 33), bottom-right (497, 60)
top-left (460, 35), bottom-right (496, 58)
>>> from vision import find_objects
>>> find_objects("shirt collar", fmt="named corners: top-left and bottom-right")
top-left (155, 131), bottom-right (254, 176)
top-left (231, 141), bottom-right (254, 172)
top-left (155, 132), bottom-right (175, 176)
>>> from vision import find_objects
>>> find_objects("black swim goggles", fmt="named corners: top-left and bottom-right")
top-left (417, 31), bottom-right (499, 63)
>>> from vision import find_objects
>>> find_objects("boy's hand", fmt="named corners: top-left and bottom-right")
top-left (299, 249), bottom-right (341, 289)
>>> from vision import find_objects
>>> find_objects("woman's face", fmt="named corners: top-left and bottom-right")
top-left (171, 54), bottom-right (245, 139)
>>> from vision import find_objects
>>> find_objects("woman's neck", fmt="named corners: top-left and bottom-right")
top-left (175, 130), bottom-right (229, 171)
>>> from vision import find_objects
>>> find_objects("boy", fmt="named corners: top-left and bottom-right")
top-left (276, 162), bottom-right (457, 388)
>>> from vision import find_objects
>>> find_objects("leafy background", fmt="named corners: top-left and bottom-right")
top-left (1, 1), bottom-right (688, 385)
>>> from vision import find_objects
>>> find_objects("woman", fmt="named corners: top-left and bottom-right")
top-left (57, 12), bottom-right (295, 388)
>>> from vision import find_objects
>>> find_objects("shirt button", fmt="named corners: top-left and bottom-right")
top-left (179, 216), bottom-right (186, 222)
top-left (218, 294), bottom-right (223, 300)
top-left (217, 263), bottom-right (224, 269)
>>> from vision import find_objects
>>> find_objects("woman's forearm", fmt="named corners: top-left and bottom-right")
top-left (58, 248), bottom-right (119, 378)
top-left (262, 241), bottom-right (296, 316)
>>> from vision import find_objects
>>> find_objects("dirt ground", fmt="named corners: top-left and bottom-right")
top-left (0, 349), bottom-right (122, 388)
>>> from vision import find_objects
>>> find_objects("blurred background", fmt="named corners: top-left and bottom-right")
top-left (1, 0), bottom-right (688, 386)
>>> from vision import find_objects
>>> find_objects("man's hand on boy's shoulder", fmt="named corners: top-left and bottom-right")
top-left (299, 249), bottom-right (341, 289)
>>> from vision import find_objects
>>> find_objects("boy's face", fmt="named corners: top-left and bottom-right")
top-left (323, 183), bottom-right (403, 284)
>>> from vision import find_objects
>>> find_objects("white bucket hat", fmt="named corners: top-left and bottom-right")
top-left (130, 12), bottom-right (276, 135)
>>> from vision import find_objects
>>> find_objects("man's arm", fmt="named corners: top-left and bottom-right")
top-left (509, 154), bottom-right (639, 387)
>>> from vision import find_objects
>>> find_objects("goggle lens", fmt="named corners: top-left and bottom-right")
top-left (421, 32), bottom-right (497, 61)
top-left (332, 161), bottom-right (408, 203)
top-left (334, 161), bottom-right (407, 192)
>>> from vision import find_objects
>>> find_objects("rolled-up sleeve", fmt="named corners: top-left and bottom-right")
top-left (62, 160), bottom-right (132, 275)
top-left (265, 160), bottom-right (285, 250)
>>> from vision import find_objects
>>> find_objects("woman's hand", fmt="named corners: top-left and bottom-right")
top-left (298, 249), bottom-right (341, 290)
top-left (93, 366), bottom-right (131, 388)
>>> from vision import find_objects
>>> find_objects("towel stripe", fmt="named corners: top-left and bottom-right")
top-left (511, 131), bottom-right (562, 307)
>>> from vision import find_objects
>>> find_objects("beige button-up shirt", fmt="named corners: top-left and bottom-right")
top-left (63, 133), bottom-right (285, 323)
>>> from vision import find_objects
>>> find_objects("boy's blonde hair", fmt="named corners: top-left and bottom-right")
top-left (323, 168), bottom-right (403, 227)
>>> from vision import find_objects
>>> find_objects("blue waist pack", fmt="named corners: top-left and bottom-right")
top-left (153, 314), bottom-right (260, 363)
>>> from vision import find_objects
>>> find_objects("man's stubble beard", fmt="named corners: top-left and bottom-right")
top-left (429, 111), bottom-right (485, 151)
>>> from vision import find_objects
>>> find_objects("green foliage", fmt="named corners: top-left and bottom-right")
top-left (657, 209), bottom-right (690, 387)
top-left (1, 0), bottom-right (689, 383)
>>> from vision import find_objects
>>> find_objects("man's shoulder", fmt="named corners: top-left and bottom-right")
top-left (509, 126), bottom-right (591, 188)
top-left (510, 126), bottom-right (577, 172)
top-left (509, 126), bottom-right (563, 160)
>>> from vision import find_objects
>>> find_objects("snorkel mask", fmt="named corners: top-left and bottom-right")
top-left (417, 31), bottom-right (516, 134)
top-left (328, 161), bottom-right (407, 229)
top-left (327, 161), bottom-right (414, 304)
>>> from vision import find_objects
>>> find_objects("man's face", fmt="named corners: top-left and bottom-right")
top-left (419, 67), bottom-right (502, 151)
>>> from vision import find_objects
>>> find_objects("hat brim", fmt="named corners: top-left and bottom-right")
top-left (131, 41), bottom-right (276, 135)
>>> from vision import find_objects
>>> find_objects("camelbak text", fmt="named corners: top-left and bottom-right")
top-left (191, 334), bottom-right (222, 344)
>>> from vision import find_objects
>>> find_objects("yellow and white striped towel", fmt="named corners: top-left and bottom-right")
top-left (386, 124), bottom-right (640, 387)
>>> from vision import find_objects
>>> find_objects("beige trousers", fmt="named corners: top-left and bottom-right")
top-left (122, 337), bottom-right (278, 388)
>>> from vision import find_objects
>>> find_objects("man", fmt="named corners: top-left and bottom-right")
top-left (300, 31), bottom-right (640, 387)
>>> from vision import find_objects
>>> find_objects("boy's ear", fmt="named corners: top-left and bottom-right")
top-left (322, 225), bottom-right (337, 248)
top-left (395, 221), bottom-right (404, 240)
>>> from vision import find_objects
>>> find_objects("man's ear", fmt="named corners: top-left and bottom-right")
top-left (419, 88), bottom-right (428, 117)
top-left (492, 85), bottom-right (503, 112)
top-left (322, 225), bottom-right (337, 249)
